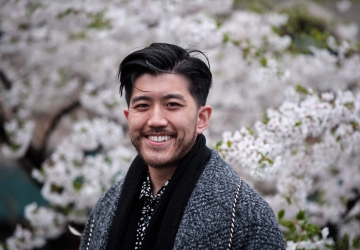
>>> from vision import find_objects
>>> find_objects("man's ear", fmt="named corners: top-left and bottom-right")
top-left (197, 105), bottom-right (212, 134)
top-left (124, 108), bottom-right (129, 121)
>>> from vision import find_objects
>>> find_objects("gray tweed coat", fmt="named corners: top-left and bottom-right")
top-left (80, 150), bottom-right (286, 249)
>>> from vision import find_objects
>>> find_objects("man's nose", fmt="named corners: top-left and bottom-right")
top-left (147, 106), bottom-right (168, 127)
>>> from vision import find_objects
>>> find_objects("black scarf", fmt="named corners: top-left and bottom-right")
top-left (107, 134), bottom-right (211, 250)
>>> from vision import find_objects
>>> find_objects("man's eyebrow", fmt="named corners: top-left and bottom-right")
top-left (131, 95), bottom-right (151, 104)
top-left (131, 93), bottom-right (187, 104)
top-left (162, 93), bottom-right (186, 102)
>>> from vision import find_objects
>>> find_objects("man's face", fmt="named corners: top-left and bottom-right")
top-left (124, 73), bottom-right (211, 169)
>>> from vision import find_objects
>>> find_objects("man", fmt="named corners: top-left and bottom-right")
top-left (80, 43), bottom-right (285, 249)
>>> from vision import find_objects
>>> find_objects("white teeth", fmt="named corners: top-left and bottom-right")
top-left (148, 135), bottom-right (172, 142)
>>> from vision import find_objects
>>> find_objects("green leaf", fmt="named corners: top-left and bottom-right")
top-left (72, 160), bottom-right (82, 167)
top-left (294, 121), bottom-right (302, 127)
top-left (296, 210), bottom-right (306, 221)
top-left (232, 40), bottom-right (240, 46)
top-left (51, 184), bottom-right (64, 193)
top-left (305, 223), bottom-right (320, 237)
top-left (223, 33), bottom-right (230, 44)
top-left (285, 196), bottom-right (292, 205)
top-left (215, 140), bottom-right (223, 150)
top-left (105, 102), bottom-right (119, 109)
top-left (59, 206), bottom-right (71, 216)
top-left (87, 10), bottom-right (112, 30)
top-left (281, 220), bottom-right (296, 232)
top-left (259, 153), bottom-right (274, 165)
top-left (260, 57), bottom-right (267, 67)
top-left (295, 85), bottom-right (309, 95)
top-left (227, 140), bottom-right (232, 147)
top-left (246, 127), bottom-right (255, 135)
top-left (352, 236), bottom-right (360, 248)
top-left (278, 209), bottom-right (285, 220)
top-left (344, 102), bottom-right (354, 110)
top-left (10, 143), bottom-right (21, 151)
top-left (58, 8), bottom-right (80, 19)
top-left (69, 31), bottom-right (87, 40)
top-left (300, 234), bottom-right (309, 241)
top-left (263, 115), bottom-right (270, 125)
top-left (73, 175), bottom-right (85, 191)
top-left (104, 156), bottom-right (112, 164)
top-left (336, 233), bottom-right (350, 249)
top-left (351, 121), bottom-right (359, 130)
top-left (275, 5), bottom-right (335, 54)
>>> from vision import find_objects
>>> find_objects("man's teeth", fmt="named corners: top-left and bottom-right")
top-left (148, 135), bottom-right (172, 142)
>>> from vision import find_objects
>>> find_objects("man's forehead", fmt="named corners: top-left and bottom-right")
top-left (134, 73), bottom-right (189, 85)
top-left (131, 73), bottom-right (190, 94)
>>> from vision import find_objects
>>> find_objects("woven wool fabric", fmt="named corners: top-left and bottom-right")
top-left (80, 150), bottom-right (286, 249)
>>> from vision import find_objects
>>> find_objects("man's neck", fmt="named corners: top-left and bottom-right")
top-left (148, 166), bottom-right (177, 196)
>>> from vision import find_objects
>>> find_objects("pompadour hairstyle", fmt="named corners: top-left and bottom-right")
top-left (118, 43), bottom-right (212, 108)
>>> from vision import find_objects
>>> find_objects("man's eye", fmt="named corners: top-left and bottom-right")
top-left (167, 102), bottom-right (180, 107)
top-left (135, 104), bottom-right (148, 108)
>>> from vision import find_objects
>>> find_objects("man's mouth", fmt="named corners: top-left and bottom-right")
top-left (147, 135), bottom-right (173, 142)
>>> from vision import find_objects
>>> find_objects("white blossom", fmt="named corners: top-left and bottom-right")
top-left (336, 23), bottom-right (359, 41)
top-left (25, 203), bottom-right (66, 239)
top-left (336, 0), bottom-right (352, 13)
top-left (5, 224), bottom-right (45, 250)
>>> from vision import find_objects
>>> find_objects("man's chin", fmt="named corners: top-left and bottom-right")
top-left (144, 159), bottom-right (177, 169)
top-left (140, 154), bottom-right (178, 169)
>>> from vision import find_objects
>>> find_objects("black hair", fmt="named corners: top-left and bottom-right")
top-left (118, 43), bottom-right (212, 108)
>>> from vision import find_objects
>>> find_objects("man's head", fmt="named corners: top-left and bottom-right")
top-left (118, 43), bottom-right (212, 108)
top-left (118, 43), bottom-right (212, 169)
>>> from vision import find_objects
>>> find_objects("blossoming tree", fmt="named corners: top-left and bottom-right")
top-left (1, 0), bottom-right (359, 249)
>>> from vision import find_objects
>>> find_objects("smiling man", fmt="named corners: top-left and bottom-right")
top-left (80, 43), bottom-right (285, 250)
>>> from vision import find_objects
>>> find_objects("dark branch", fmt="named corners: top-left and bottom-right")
top-left (0, 114), bottom-right (9, 144)
top-left (0, 70), bottom-right (12, 90)
top-left (40, 100), bottom-right (81, 156)
top-left (22, 100), bottom-right (81, 169)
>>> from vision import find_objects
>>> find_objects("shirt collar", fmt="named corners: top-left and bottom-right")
top-left (139, 172), bottom-right (171, 200)
top-left (139, 173), bottom-right (152, 199)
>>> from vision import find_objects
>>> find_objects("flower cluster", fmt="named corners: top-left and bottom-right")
top-left (4, 225), bottom-right (44, 250)
top-left (5, 118), bottom-right (135, 248)
top-left (1, 119), bottom-right (35, 159)
top-left (33, 118), bottom-right (134, 214)
top-left (218, 87), bottom-right (360, 246)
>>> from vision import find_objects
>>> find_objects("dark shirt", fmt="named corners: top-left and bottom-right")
top-left (134, 173), bottom-right (170, 249)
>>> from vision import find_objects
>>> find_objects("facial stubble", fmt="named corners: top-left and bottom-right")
top-left (129, 116), bottom-right (198, 169)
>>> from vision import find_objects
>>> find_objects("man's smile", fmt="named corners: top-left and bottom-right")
top-left (147, 135), bottom-right (173, 142)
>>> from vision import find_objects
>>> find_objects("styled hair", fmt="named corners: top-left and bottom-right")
top-left (118, 43), bottom-right (212, 107)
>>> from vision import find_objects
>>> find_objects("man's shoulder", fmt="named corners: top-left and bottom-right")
top-left (97, 178), bottom-right (124, 208)
top-left (176, 150), bottom-right (285, 249)
top-left (233, 180), bottom-right (285, 248)
top-left (80, 179), bottom-right (124, 249)
top-left (236, 180), bottom-right (279, 226)
top-left (189, 149), bottom-right (241, 201)
top-left (204, 151), bottom-right (278, 225)
top-left (200, 149), bottom-right (240, 184)
top-left (201, 150), bottom-right (274, 212)
top-left (89, 178), bottom-right (124, 221)
top-left (188, 149), bottom-right (272, 210)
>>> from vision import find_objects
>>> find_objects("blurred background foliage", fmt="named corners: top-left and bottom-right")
top-left (1, 0), bottom-right (360, 249)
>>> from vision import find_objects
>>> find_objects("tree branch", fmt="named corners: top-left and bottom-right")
top-left (0, 70), bottom-right (12, 90)
top-left (22, 100), bottom-right (81, 169)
